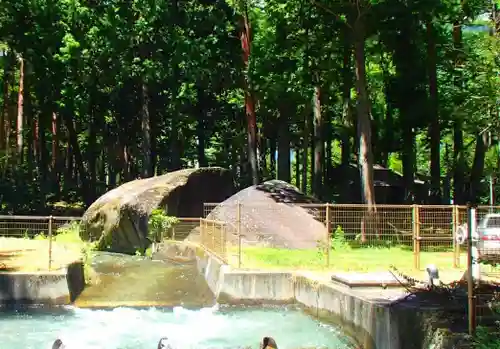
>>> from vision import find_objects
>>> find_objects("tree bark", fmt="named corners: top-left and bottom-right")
top-left (240, 5), bottom-right (259, 185)
top-left (452, 20), bottom-right (466, 204)
top-left (16, 57), bottom-right (24, 161)
top-left (141, 81), bottom-right (152, 177)
top-left (353, 20), bottom-right (376, 208)
top-left (313, 84), bottom-right (323, 198)
top-left (426, 21), bottom-right (441, 204)
top-left (277, 103), bottom-right (291, 183)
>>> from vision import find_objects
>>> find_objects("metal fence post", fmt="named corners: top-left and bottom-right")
top-left (452, 205), bottom-right (459, 268)
top-left (326, 204), bottom-right (331, 267)
top-left (212, 219), bottom-right (216, 251)
top-left (466, 205), bottom-right (477, 336)
top-left (172, 225), bottom-right (176, 241)
top-left (412, 205), bottom-right (421, 270)
top-left (48, 215), bottom-right (53, 271)
top-left (237, 202), bottom-right (242, 268)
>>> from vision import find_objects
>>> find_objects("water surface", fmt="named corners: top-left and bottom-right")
top-left (0, 305), bottom-right (356, 349)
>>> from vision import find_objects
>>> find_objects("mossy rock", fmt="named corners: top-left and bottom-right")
top-left (81, 167), bottom-right (234, 254)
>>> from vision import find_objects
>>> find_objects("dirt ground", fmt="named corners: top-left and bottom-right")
top-left (0, 237), bottom-right (82, 272)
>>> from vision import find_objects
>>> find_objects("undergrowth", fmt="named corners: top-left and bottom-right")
top-left (34, 220), bottom-right (97, 284)
top-left (474, 326), bottom-right (500, 349)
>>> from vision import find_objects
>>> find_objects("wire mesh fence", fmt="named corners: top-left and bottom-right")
top-left (161, 218), bottom-right (201, 241)
top-left (202, 202), bottom-right (500, 278)
top-left (199, 218), bottom-right (227, 263)
top-left (0, 215), bottom-right (82, 271)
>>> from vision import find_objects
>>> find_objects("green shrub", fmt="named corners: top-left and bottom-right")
top-left (147, 208), bottom-right (179, 242)
top-left (331, 225), bottom-right (350, 251)
top-left (473, 326), bottom-right (500, 349)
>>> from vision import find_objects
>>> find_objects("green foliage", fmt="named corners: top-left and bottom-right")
top-left (55, 221), bottom-right (81, 237)
top-left (0, 0), bottom-right (498, 213)
top-left (473, 326), bottom-right (500, 349)
top-left (331, 225), bottom-right (350, 251)
top-left (147, 209), bottom-right (179, 242)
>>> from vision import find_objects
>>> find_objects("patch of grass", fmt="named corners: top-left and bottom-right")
top-left (1, 221), bottom-right (97, 284)
top-left (230, 246), bottom-right (463, 274)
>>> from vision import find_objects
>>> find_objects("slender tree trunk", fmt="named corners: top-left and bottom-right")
top-left (313, 84), bottom-right (323, 198)
top-left (240, 5), bottom-right (259, 185)
top-left (381, 78), bottom-right (393, 167)
top-left (453, 20), bottom-right (465, 204)
top-left (341, 31), bottom-right (353, 201)
top-left (62, 109), bottom-right (92, 206)
top-left (141, 81), bottom-right (152, 177)
top-left (469, 132), bottom-right (489, 203)
top-left (16, 57), bottom-right (24, 161)
top-left (353, 17), bottom-right (377, 241)
top-left (427, 21), bottom-right (441, 204)
top-left (277, 103), bottom-right (291, 183)
top-left (353, 20), bottom-right (376, 208)
top-left (301, 107), bottom-right (309, 193)
top-left (0, 50), bottom-right (13, 152)
top-left (269, 133), bottom-right (277, 178)
top-left (295, 147), bottom-right (300, 188)
top-left (51, 113), bottom-right (58, 171)
top-left (196, 89), bottom-right (208, 167)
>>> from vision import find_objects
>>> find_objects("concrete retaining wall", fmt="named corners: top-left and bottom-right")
top-left (193, 245), bottom-right (457, 349)
top-left (0, 261), bottom-right (85, 306)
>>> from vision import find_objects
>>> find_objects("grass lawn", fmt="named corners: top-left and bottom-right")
top-left (0, 224), bottom-right (92, 272)
top-left (227, 246), bottom-right (468, 275)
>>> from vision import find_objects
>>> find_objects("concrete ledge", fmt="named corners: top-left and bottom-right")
top-left (192, 245), bottom-right (458, 349)
top-left (0, 261), bottom-right (85, 307)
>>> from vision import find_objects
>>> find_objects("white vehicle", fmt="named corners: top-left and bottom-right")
top-left (455, 213), bottom-right (500, 262)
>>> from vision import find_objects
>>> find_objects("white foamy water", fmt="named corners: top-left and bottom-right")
top-left (0, 305), bottom-right (355, 349)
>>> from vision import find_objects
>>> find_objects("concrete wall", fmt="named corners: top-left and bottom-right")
top-left (0, 261), bottom-right (85, 306)
top-left (193, 245), bottom-right (458, 349)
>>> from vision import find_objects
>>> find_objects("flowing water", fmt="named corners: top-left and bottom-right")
top-left (74, 252), bottom-right (215, 307)
top-left (0, 251), bottom-right (356, 349)
top-left (0, 305), bottom-right (356, 349)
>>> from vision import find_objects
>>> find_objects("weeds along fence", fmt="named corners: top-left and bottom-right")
top-left (202, 203), bottom-right (500, 276)
top-left (0, 215), bottom-right (82, 270)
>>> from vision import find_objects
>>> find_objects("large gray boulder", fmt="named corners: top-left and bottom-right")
top-left (203, 180), bottom-right (326, 249)
top-left (81, 167), bottom-right (234, 253)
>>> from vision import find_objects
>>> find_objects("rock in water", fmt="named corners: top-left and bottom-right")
top-left (203, 180), bottom-right (326, 249)
top-left (81, 167), bottom-right (234, 253)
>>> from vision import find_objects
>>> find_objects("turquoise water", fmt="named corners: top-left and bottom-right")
top-left (0, 305), bottom-right (355, 349)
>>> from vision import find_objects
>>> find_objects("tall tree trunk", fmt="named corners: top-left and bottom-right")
top-left (196, 117), bottom-right (207, 167)
top-left (353, 20), bottom-right (376, 207)
top-left (62, 110), bottom-right (92, 206)
top-left (269, 133), bottom-right (276, 178)
top-left (427, 21), bottom-right (441, 204)
top-left (452, 19), bottom-right (465, 204)
top-left (196, 89), bottom-right (208, 167)
top-left (353, 17), bottom-right (377, 242)
top-left (51, 112), bottom-right (58, 175)
top-left (295, 147), bottom-right (300, 188)
top-left (381, 77), bottom-right (393, 167)
top-left (277, 103), bottom-right (291, 183)
top-left (469, 132), bottom-right (489, 203)
top-left (301, 108), bottom-right (309, 193)
top-left (16, 57), bottom-right (24, 161)
top-left (141, 81), bottom-right (152, 177)
top-left (240, 4), bottom-right (259, 185)
top-left (259, 134), bottom-right (268, 179)
top-left (1, 50), bottom-right (13, 152)
top-left (341, 31), bottom-right (353, 201)
top-left (313, 84), bottom-right (323, 198)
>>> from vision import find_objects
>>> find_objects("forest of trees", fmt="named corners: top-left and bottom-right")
top-left (0, 0), bottom-right (499, 214)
